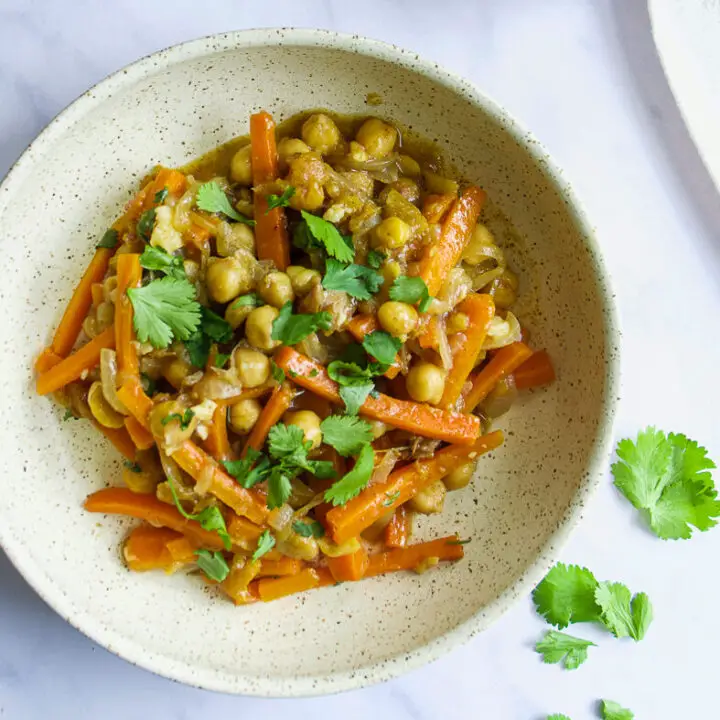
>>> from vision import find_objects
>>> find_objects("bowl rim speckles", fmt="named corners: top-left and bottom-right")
top-left (0, 28), bottom-right (620, 696)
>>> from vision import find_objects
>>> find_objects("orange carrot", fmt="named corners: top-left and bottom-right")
top-left (255, 567), bottom-right (335, 602)
top-left (171, 441), bottom-right (268, 525)
top-left (204, 405), bottom-right (232, 462)
top-left (384, 505), bottom-right (412, 548)
top-left (123, 525), bottom-right (189, 572)
top-left (227, 513), bottom-right (265, 548)
top-left (366, 535), bottom-right (464, 576)
top-left (326, 547), bottom-right (369, 582)
top-left (221, 558), bottom-right (262, 605)
top-left (257, 557), bottom-right (305, 578)
top-left (241, 382), bottom-right (295, 456)
top-left (274, 347), bottom-right (481, 445)
top-left (183, 223), bottom-right (211, 253)
top-left (214, 384), bottom-right (273, 406)
top-left (440, 294), bottom-right (495, 408)
top-left (36, 326), bottom-right (116, 395)
top-left (115, 254), bottom-right (142, 383)
top-left (463, 341), bottom-right (534, 412)
top-left (91, 282), bottom-right (105, 307)
top-left (422, 193), bottom-right (456, 223)
top-left (124, 415), bottom-right (155, 451)
top-left (140, 168), bottom-right (187, 212)
top-left (417, 186), bottom-right (487, 296)
top-left (250, 112), bottom-right (290, 270)
top-left (166, 535), bottom-right (197, 564)
top-left (326, 431), bottom-right (503, 544)
top-left (116, 378), bottom-right (154, 428)
top-left (85, 487), bottom-right (227, 550)
top-left (513, 350), bottom-right (556, 390)
top-left (346, 313), bottom-right (401, 379)
top-left (416, 314), bottom-right (443, 349)
top-left (91, 420), bottom-right (136, 460)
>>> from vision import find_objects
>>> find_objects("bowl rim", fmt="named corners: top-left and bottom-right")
top-left (0, 27), bottom-right (621, 697)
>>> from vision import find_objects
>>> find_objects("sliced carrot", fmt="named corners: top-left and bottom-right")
top-left (366, 535), bottom-right (464, 576)
top-left (463, 341), bottom-right (534, 412)
top-left (91, 282), bottom-right (105, 307)
top-left (422, 193), bottom-right (456, 223)
top-left (274, 347), bottom-right (481, 445)
top-left (227, 514), bottom-right (265, 548)
top-left (417, 186), bottom-right (487, 296)
top-left (166, 535), bottom-right (197, 563)
top-left (91, 420), bottom-right (136, 460)
top-left (34, 348), bottom-right (63, 373)
top-left (346, 313), bottom-right (400, 379)
top-left (204, 405), bottom-right (232, 462)
top-left (241, 383), bottom-right (295, 457)
top-left (416, 314), bottom-right (442, 349)
top-left (115, 254), bottom-right (142, 383)
top-left (326, 547), bottom-right (369, 582)
top-left (326, 431), bottom-right (503, 544)
top-left (513, 349), bottom-right (556, 390)
top-left (124, 415), bottom-right (155, 451)
top-left (255, 567), bottom-right (334, 601)
top-left (440, 293), bottom-right (495, 408)
top-left (123, 525), bottom-right (187, 572)
top-left (36, 326), bottom-right (116, 395)
top-left (141, 168), bottom-right (187, 212)
top-left (183, 223), bottom-right (211, 252)
top-left (250, 112), bottom-right (290, 270)
top-left (116, 377), bottom-right (154, 428)
top-left (257, 557), bottom-right (305, 578)
top-left (384, 505), bottom-right (412, 548)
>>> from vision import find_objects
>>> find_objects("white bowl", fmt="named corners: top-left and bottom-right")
top-left (0, 29), bottom-right (619, 696)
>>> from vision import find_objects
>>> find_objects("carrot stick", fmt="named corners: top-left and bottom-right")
top-left (166, 535), bottom-right (197, 563)
top-left (346, 314), bottom-right (400, 379)
top-left (171, 441), bottom-right (268, 525)
top-left (250, 112), bottom-right (290, 271)
top-left (141, 168), bottom-right (187, 212)
top-left (214, 384), bottom-right (273, 407)
top-left (124, 415), bottom-right (155, 450)
top-left (255, 567), bottom-right (336, 602)
top-left (116, 379), bottom-right (153, 428)
top-left (123, 525), bottom-right (189, 572)
top-left (91, 420), bottom-right (136, 460)
top-left (36, 326), bottom-right (116, 395)
top-left (227, 513), bottom-right (265, 548)
top-left (384, 505), bottom-right (412, 548)
top-left (416, 314), bottom-right (442, 349)
top-left (85, 487), bottom-right (227, 549)
top-left (326, 547), bottom-right (369, 582)
top-left (204, 405), bottom-right (232, 461)
top-left (417, 186), bottom-right (487, 296)
top-left (366, 535), bottom-right (464, 576)
top-left (241, 382), bottom-right (295, 457)
top-left (463, 341), bottom-right (534, 412)
top-left (513, 350), bottom-right (556, 390)
top-left (422, 193), bottom-right (456, 224)
top-left (274, 347), bottom-right (481, 445)
top-left (91, 282), bottom-right (105, 307)
top-left (115, 254), bottom-right (141, 382)
top-left (326, 431), bottom-right (503, 544)
top-left (440, 294), bottom-right (495, 408)
top-left (257, 557), bottom-right (305, 578)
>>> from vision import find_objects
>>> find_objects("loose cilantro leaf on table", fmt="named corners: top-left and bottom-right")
top-left (600, 700), bottom-right (634, 720)
top-left (535, 630), bottom-right (596, 670)
top-left (292, 519), bottom-right (325, 538)
top-left (137, 208), bottom-right (156, 242)
top-left (139, 245), bottom-right (186, 281)
top-left (252, 530), bottom-right (276, 562)
top-left (322, 258), bottom-right (383, 300)
top-left (324, 444), bottom-right (375, 506)
top-left (271, 301), bottom-right (332, 346)
top-left (594, 583), bottom-right (652, 641)
top-left (300, 210), bottom-right (354, 262)
top-left (196, 181), bottom-right (255, 225)
top-left (195, 549), bottom-right (230, 582)
top-left (547, 715), bottom-right (572, 720)
top-left (532, 563), bottom-right (601, 628)
top-left (389, 275), bottom-right (434, 312)
top-left (362, 330), bottom-right (401, 365)
top-left (127, 277), bottom-right (201, 348)
top-left (96, 228), bottom-right (119, 249)
top-left (266, 186), bottom-right (295, 211)
top-left (612, 427), bottom-right (720, 539)
top-left (320, 415), bottom-right (374, 457)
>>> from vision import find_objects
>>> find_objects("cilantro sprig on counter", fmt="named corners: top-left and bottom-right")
top-left (600, 700), bottom-right (634, 720)
top-left (196, 181), bottom-right (255, 226)
top-left (535, 630), bottom-right (596, 670)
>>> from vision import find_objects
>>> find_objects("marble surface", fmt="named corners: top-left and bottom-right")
top-left (1, 0), bottom-right (719, 718)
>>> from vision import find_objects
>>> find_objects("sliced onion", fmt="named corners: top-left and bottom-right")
top-left (318, 536), bottom-right (361, 557)
top-left (331, 155), bottom-right (401, 183)
top-left (471, 265), bottom-right (505, 291)
top-left (436, 317), bottom-right (453, 370)
top-left (100, 348), bottom-right (128, 414)
top-left (369, 448), bottom-right (401, 487)
top-left (268, 504), bottom-right (294, 534)
top-left (172, 182), bottom-right (198, 232)
top-left (195, 459), bottom-right (216, 496)
top-left (482, 311), bottom-right (522, 350)
top-left (293, 492), bottom-right (326, 519)
top-left (192, 368), bottom-right (243, 401)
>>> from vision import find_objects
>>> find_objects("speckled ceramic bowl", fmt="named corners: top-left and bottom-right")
top-left (0, 30), bottom-right (619, 696)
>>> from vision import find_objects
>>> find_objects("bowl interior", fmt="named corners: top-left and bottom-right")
top-left (0, 32), bottom-right (616, 695)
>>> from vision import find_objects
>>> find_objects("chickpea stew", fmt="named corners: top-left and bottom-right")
top-left (35, 110), bottom-right (555, 604)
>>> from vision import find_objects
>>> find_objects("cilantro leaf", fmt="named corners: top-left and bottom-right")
top-left (535, 630), bottom-right (595, 670)
top-left (322, 258), bottom-right (383, 300)
top-left (161, 408), bottom-right (195, 430)
top-left (154, 187), bottom-right (168, 204)
top-left (266, 186), bottom-right (295, 212)
top-left (600, 700), bottom-right (634, 720)
top-left (362, 330), bottom-right (401, 365)
top-left (270, 360), bottom-right (285, 384)
top-left (612, 428), bottom-right (720, 539)
top-left (230, 293), bottom-right (263, 309)
top-left (63, 408), bottom-right (77, 421)
top-left (320, 415), bottom-right (374, 456)
top-left (267, 468), bottom-right (292, 510)
top-left (292, 519), bottom-right (325, 538)
top-left (123, 460), bottom-right (142, 473)
top-left (200, 307), bottom-right (233, 343)
top-left (223, 448), bottom-right (272, 489)
top-left (127, 277), bottom-right (201, 348)
top-left (137, 208), bottom-right (156, 242)
top-left (194, 549), bottom-right (230, 582)
top-left (341, 383), bottom-right (374, 415)
top-left (252, 530), bottom-right (276, 561)
top-left (327, 359), bottom-right (382, 415)
top-left (324, 444), bottom-right (375, 506)
top-left (389, 275), bottom-right (434, 312)
top-left (366, 249), bottom-right (386, 269)
top-left (184, 307), bottom-right (234, 368)
top-left (383, 491), bottom-right (401, 507)
top-left (300, 210), bottom-right (354, 262)
top-left (594, 582), bottom-right (653, 640)
top-left (271, 301), bottom-right (332, 346)
top-left (547, 715), bottom-right (572, 720)
top-left (97, 228), bottom-right (119, 249)
top-left (138, 245), bottom-right (186, 281)
top-left (196, 181), bottom-right (255, 225)
top-left (268, 424), bottom-right (308, 460)
top-left (532, 563), bottom-right (602, 628)
top-left (184, 332), bottom-right (211, 369)
top-left (214, 352), bottom-right (231, 368)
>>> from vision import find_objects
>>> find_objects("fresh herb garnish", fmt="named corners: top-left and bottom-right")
top-left (154, 187), bottom-right (169, 204)
top-left (292, 520), bottom-right (325, 538)
top-left (137, 208), bottom-right (156, 242)
top-left (140, 372), bottom-right (156, 396)
top-left (362, 330), bottom-right (401, 365)
top-left (299, 210), bottom-right (354, 263)
top-left (535, 630), bottom-right (596, 670)
top-left (322, 258), bottom-right (383, 300)
top-left (327, 359), bottom-right (386, 415)
top-left (123, 460), bottom-right (142, 474)
top-left (309, 369), bottom-right (319, 377)
top-left (383, 491), bottom-right (401, 507)
top-left (270, 360), bottom-right (285, 384)
top-left (324, 444), bottom-right (375, 506)
top-left (62, 408), bottom-right (77, 421)
top-left (222, 448), bottom-right (272, 490)
top-left (271, 301), bottom-right (332, 346)
top-left (230, 293), bottom-right (263, 309)
top-left (600, 700), bottom-right (634, 720)
top-left (389, 275), bottom-right (434, 312)
top-left (214, 352), bottom-right (231, 368)
top-left (96, 228), bottom-right (119, 249)
top-left (319, 415), bottom-right (374, 457)
top-left (138, 245), bottom-right (186, 280)
top-left (366, 249), bottom-right (386, 269)
top-left (196, 181), bottom-right (255, 225)
top-left (161, 408), bottom-right (195, 430)
top-left (265, 186), bottom-right (295, 212)
top-left (184, 307), bottom-right (234, 368)
top-left (194, 549), bottom-right (230, 582)
top-left (252, 530), bottom-right (276, 562)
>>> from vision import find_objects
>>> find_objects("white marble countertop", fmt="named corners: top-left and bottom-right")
top-left (2, 1), bottom-right (719, 718)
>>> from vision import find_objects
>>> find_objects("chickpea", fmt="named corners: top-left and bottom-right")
top-left (277, 137), bottom-right (310, 166)
top-left (286, 265), bottom-right (321, 295)
top-left (378, 301), bottom-right (418, 337)
top-left (490, 270), bottom-right (519, 309)
top-left (225, 298), bottom-right (254, 330)
top-left (163, 357), bottom-right (193, 390)
top-left (409, 479), bottom-right (447, 514)
top-left (206, 256), bottom-right (253, 304)
top-left (443, 462), bottom-right (475, 491)
top-left (372, 216), bottom-right (412, 250)
top-left (230, 144), bottom-right (253, 185)
top-left (398, 154), bottom-right (421, 176)
top-left (283, 410), bottom-right (322, 450)
top-left (391, 178), bottom-right (420, 204)
top-left (229, 398), bottom-right (261, 434)
top-left (216, 224), bottom-right (255, 257)
top-left (277, 534), bottom-right (319, 562)
top-left (406, 362), bottom-right (446, 405)
top-left (423, 171), bottom-right (459, 196)
top-left (356, 118), bottom-right (397, 158)
top-left (462, 223), bottom-right (496, 265)
top-left (95, 301), bottom-right (114, 332)
top-left (290, 182), bottom-right (325, 211)
top-left (245, 305), bottom-right (280, 352)
top-left (368, 420), bottom-right (388, 439)
top-left (233, 348), bottom-right (270, 388)
top-left (446, 311), bottom-right (470, 335)
top-left (301, 113), bottom-right (341, 154)
top-left (258, 271), bottom-right (294, 309)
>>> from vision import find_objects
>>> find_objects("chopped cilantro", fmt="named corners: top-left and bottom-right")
top-left (320, 415), bottom-right (374, 457)
top-left (322, 258), bottom-right (383, 300)
top-left (252, 530), bottom-right (276, 562)
top-left (137, 208), bottom-right (156, 242)
top-left (300, 210), bottom-right (354, 262)
top-left (195, 549), bottom-right (230, 582)
top-left (196, 181), bottom-right (255, 226)
top-left (271, 301), bottom-right (332, 346)
top-left (362, 330), bottom-right (401, 365)
top-left (292, 520), bottom-right (325, 538)
top-left (96, 228), bottom-right (119, 249)
top-left (161, 408), bottom-right (195, 430)
top-left (366, 249), bottom-right (386, 269)
top-left (324, 444), bottom-right (375, 506)
top-left (266, 186), bottom-right (295, 212)
top-left (535, 630), bottom-right (596, 670)
top-left (138, 245), bottom-right (186, 281)
top-left (389, 275), bottom-right (434, 312)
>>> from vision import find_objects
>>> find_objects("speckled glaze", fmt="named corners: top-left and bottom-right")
top-left (0, 30), bottom-right (619, 696)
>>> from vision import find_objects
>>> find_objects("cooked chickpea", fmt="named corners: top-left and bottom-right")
top-left (245, 305), bottom-right (280, 352)
top-left (462, 223), bottom-right (496, 265)
top-left (291, 183), bottom-right (325, 211)
top-left (409, 479), bottom-right (446, 514)
top-left (277, 137), bottom-right (310, 166)
top-left (95, 302), bottom-right (114, 332)
top-left (206, 257), bottom-right (253, 304)
top-left (229, 398), bottom-right (261, 434)
top-left (373, 216), bottom-right (412, 250)
top-left (233, 348), bottom-right (270, 388)
top-left (163, 357), bottom-right (192, 390)
top-left (406, 362), bottom-right (446, 405)
top-left (423, 171), bottom-right (459, 196)
top-left (258, 271), bottom-right (294, 308)
top-left (398, 154), bottom-right (421, 176)
top-left (443, 462), bottom-right (475, 491)
top-left (392, 178), bottom-right (420, 204)
top-left (446, 311), bottom-right (470, 335)
top-left (356, 118), bottom-right (397, 158)
top-left (286, 266), bottom-right (321, 295)
top-left (301, 113), bottom-right (341, 154)
top-left (283, 410), bottom-right (322, 450)
top-left (490, 270), bottom-right (519, 309)
top-left (378, 301), bottom-right (418, 337)
top-left (277, 534), bottom-right (319, 562)
top-left (216, 224), bottom-right (255, 257)
top-left (225, 298), bottom-right (254, 329)
top-left (230, 144), bottom-right (253, 185)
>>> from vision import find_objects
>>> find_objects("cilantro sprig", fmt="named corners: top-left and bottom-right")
top-left (195, 549), bottom-right (230, 582)
top-left (320, 415), bottom-right (374, 457)
top-left (252, 530), bottom-right (276, 562)
top-left (139, 245), bottom-right (186, 281)
top-left (600, 700), bottom-right (634, 720)
top-left (292, 519), bottom-right (325, 538)
top-left (327, 353), bottom-right (387, 415)
top-left (271, 301), bottom-right (332, 346)
top-left (137, 209), bottom-right (156, 242)
top-left (161, 408), bottom-right (195, 430)
top-left (184, 307), bottom-right (234, 368)
top-left (322, 258), bottom-right (383, 300)
top-left (266, 186), bottom-right (295, 212)
top-left (324, 443), bottom-right (375, 506)
top-left (362, 330), bottom-right (401, 365)
top-left (298, 211), bottom-right (354, 262)
top-left (96, 228), bottom-right (119, 249)
top-left (196, 181), bottom-right (255, 226)
top-left (535, 630), bottom-right (596, 670)
top-left (389, 275), bottom-right (434, 312)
